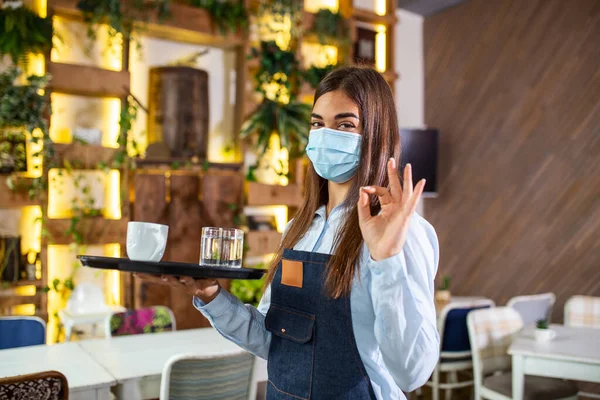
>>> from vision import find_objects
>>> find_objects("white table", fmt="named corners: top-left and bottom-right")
top-left (78, 328), bottom-right (256, 400)
top-left (509, 324), bottom-right (600, 400)
top-left (0, 342), bottom-right (116, 400)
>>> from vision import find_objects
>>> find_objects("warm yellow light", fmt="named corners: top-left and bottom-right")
top-left (263, 206), bottom-right (289, 233)
top-left (253, 134), bottom-right (290, 186)
top-left (102, 98), bottom-right (121, 148)
top-left (375, 26), bottom-right (387, 73)
top-left (104, 170), bottom-right (122, 219)
top-left (19, 205), bottom-right (42, 255)
top-left (26, 54), bottom-right (46, 76)
top-left (375, 0), bottom-right (386, 16)
top-left (13, 304), bottom-right (37, 315)
top-left (14, 285), bottom-right (37, 296)
top-left (301, 43), bottom-right (338, 69)
top-left (51, 17), bottom-right (122, 71)
top-left (104, 243), bottom-right (121, 305)
top-left (257, 13), bottom-right (293, 50)
top-left (304, 0), bottom-right (338, 13)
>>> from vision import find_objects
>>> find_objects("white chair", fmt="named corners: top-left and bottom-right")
top-left (564, 295), bottom-right (600, 328)
top-left (467, 307), bottom-right (577, 400)
top-left (160, 350), bottom-right (255, 400)
top-left (426, 299), bottom-right (495, 400)
top-left (59, 282), bottom-right (125, 341)
top-left (506, 292), bottom-right (556, 326)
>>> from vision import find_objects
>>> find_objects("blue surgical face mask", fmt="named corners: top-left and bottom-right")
top-left (306, 127), bottom-right (362, 183)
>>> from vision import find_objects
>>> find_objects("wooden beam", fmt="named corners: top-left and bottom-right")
top-left (44, 217), bottom-right (128, 245)
top-left (352, 8), bottom-right (397, 25)
top-left (246, 182), bottom-right (303, 207)
top-left (47, 62), bottom-right (130, 98)
top-left (53, 143), bottom-right (120, 170)
top-left (0, 175), bottom-right (41, 208)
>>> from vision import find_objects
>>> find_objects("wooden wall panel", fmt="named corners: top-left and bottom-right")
top-left (424, 0), bottom-right (600, 323)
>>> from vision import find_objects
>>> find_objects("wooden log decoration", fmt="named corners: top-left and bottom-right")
top-left (147, 67), bottom-right (210, 159)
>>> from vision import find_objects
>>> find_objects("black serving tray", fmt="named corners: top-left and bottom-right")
top-left (78, 255), bottom-right (265, 280)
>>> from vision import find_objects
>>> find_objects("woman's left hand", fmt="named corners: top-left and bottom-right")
top-left (357, 158), bottom-right (426, 261)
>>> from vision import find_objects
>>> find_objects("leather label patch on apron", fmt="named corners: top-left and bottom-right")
top-left (281, 259), bottom-right (303, 288)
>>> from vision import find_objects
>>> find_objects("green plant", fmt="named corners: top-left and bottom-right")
top-left (240, 99), bottom-right (311, 156)
top-left (308, 8), bottom-right (350, 59)
top-left (438, 275), bottom-right (451, 291)
top-left (76, 0), bottom-right (171, 53)
top-left (188, 0), bottom-right (248, 35)
top-left (536, 319), bottom-right (549, 330)
top-left (303, 64), bottom-right (335, 89)
top-left (251, 41), bottom-right (302, 102)
top-left (230, 273), bottom-right (266, 307)
top-left (0, 4), bottom-right (53, 67)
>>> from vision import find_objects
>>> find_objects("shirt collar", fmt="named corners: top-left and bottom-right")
top-left (314, 203), bottom-right (348, 221)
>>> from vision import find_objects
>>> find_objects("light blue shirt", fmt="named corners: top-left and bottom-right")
top-left (194, 205), bottom-right (440, 398)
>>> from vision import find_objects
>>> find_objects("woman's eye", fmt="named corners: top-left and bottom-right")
top-left (339, 122), bottom-right (355, 129)
top-left (310, 121), bottom-right (323, 127)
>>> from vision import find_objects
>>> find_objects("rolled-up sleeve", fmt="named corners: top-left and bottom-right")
top-left (368, 215), bottom-right (440, 392)
top-left (193, 285), bottom-right (272, 359)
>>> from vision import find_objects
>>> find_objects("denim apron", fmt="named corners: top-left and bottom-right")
top-left (265, 248), bottom-right (376, 399)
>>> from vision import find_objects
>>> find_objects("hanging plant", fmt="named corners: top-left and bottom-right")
top-left (302, 64), bottom-right (335, 90)
top-left (308, 8), bottom-right (350, 60)
top-left (76, 0), bottom-right (171, 53)
top-left (188, 0), bottom-right (248, 35)
top-left (240, 99), bottom-right (311, 156)
top-left (251, 40), bottom-right (302, 102)
top-left (0, 2), bottom-right (53, 68)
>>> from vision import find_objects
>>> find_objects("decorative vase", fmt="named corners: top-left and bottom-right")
top-left (435, 290), bottom-right (452, 309)
top-left (147, 66), bottom-right (209, 159)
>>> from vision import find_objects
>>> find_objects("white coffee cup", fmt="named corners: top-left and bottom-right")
top-left (534, 328), bottom-right (556, 342)
top-left (126, 222), bottom-right (169, 262)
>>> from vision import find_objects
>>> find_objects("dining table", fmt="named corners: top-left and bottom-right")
top-left (508, 324), bottom-right (600, 400)
top-left (0, 341), bottom-right (116, 400)
top-left (77, 327), bottom-right (261, 400)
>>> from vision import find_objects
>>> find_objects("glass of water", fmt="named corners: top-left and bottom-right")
top-left (200, 227), bottom-right (222, 266)
top-left (220, 228), bottom-right (244, 268)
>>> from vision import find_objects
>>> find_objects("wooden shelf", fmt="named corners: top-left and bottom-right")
top-left (0, 280), bottom-right (45, 289)
top-left (0, 175), bottom-right (40, 208)
top-left (352, 8), bottom-right (397, 25)
top-left (44, 217), bottom-right (127, 245)
top-left (245, 230), bottom-right (282, 258)
top-left (47, 62), bottom-right (130, 98)
top-left (246, 182), bottom-right (303, 207)
top-left (0, 292), bottom-right (43, 309)
top-left (48, 0), bottom-right (244, 49)
top-left (52, 143), bottom-right (121, 170)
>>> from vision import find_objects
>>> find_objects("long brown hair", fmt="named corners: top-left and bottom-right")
top-left (264, 66), bottom-right (401, 298)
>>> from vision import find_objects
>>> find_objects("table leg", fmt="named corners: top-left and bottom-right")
top-left (512, 354), bottom-right (525, 400)
top-left (64, 321), bottom-right (73, 342)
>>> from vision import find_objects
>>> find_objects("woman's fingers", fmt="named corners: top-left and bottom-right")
top-left (387, 158), bottom-right (403, 200)
top-left (357, 188), bottom-right (372, 223)
top-left (407, 179), bottom-right (426, 215)
top-left (403, 163), bottom-right (414, 202)
top-left (363, 185), bottom-right (393, 205)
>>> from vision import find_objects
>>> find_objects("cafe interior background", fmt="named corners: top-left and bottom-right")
top-left (0, 0), bottom-right (598, 398)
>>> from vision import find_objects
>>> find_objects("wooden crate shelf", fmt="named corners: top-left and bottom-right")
top-left (0, 175), bottom-right (40, 208)
top-left (245, 230), bottom-right (282, 258)
top-left (246, 182), bottom-right (303, 207)
top-left (352, 8), bottom-right (397, 25)
top-left (47, 62), bottom-right (130, 98)
top-left (48, 0), bottom-right (244, 49)
top-left (52, 143), bottom-right (121, 170)
top-left (0, 292), bottom-right (43, 309)
top-left (0, 280), bottom-right (45, 289)
top-left (44, 217), bottom-right (127, 245)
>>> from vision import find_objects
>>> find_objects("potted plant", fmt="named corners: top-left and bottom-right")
top-left (188, 0), bottom-right (248, 35)
top-left (534, 318), bottom-right (556, 342)
top-left (0, 1), bottom-right (53, 67)
top-left (307, 8), bottom-right (350, 60)
top-left (435, 275), bottom-right (452, 305)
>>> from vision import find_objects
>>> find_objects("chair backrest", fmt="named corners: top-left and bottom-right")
top-left (160, 350), bottom-right (255, 400)
top-left (467, 306), bottom-right (523, 387)
top-left (106, 306), bottom-right (176, 338)
top-left (564, 295), bottom-right (600, 328)
top-left (438, 299), bottom-right (495, 357)
top-left (0, 316), bottom-right (46, 350)
top-left (0, 370), bottom-right (68, 400)
top-left (506, 292), bottom-right (556, 325)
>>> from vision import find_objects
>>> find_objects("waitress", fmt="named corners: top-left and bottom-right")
top-left (138, 66), bottom-right (439, 399)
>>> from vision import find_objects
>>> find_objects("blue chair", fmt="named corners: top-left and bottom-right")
top-left (0, 316), bottom-right (46, 350)
top-left (426, 299), bottom-right (495, 400)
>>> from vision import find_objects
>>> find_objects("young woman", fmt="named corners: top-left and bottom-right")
top-left (138, 66), bottom-right (439, 399)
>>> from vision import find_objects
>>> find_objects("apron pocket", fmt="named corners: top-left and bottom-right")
top-left (266, 303), bottom-right (315, 399)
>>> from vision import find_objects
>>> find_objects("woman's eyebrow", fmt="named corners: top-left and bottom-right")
top-left (335, 112), bottom-right (359, 120)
